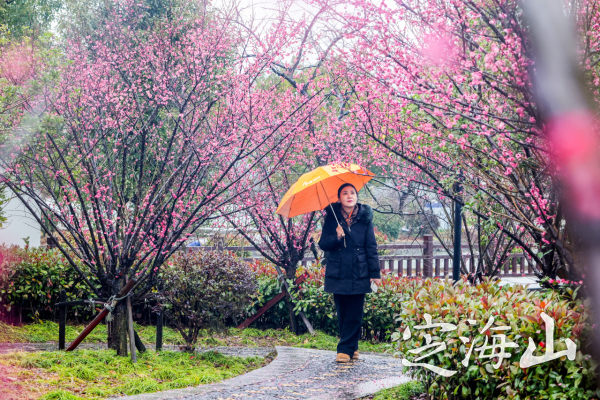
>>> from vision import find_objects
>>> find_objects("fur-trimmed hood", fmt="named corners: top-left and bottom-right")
top-left (325, 202), bottom-right (374, 224)
top-left (319, 201), bottom-right (381, 295)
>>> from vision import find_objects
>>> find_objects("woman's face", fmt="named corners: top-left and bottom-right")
top-left (339, 186), bottom-right (357, 208)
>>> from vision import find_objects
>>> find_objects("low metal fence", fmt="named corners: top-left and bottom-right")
top-left (190, 235), bottom-right (535, 278)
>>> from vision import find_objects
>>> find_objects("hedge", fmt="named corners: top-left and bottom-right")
top-left (392, 277), bottom-right (597, 399)
top-left (0, 245), bottom-right (98, 322)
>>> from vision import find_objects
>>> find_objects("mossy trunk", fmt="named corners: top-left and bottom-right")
top-left (107, 277), bottom-right (129, 356)
top-left (114, 301), bottom-right (128, 356)
top-left (286, 297), bottom-right (298, 334)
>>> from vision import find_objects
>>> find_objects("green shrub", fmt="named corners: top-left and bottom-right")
top-left (291, 263), bottom-right (409, 340)
top-left (246, 261), bottom-right (414, 340)
top-left (392, 277), bottom-right (597, 399)
top-left (155, 250), bottom-right (257, 351)
top-left (256, 261), bottom-right (597, 398)
top-left (0, 245), bottom-right (98, 321)
top-left (291, 264), bottom-right (338, 335)
top-left (244, 260), bottom-right (290, 329)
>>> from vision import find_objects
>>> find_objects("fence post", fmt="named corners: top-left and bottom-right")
top-left (156, 312), bottom-right (163, 352)
top-left (423, 235), bottom-right (433, 278)
top-left (452, 174), bottom-right (463, 283)
top-left (59, 289), bottom-right (66, 350)
top-left (519, 257), bottom-right (524, 275)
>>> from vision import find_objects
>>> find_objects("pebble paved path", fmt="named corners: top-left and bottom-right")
top-left (117, 347), bottom-right (412, 400)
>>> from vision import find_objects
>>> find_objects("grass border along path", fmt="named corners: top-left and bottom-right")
top-left (0, 321), bottom-right (183, 346)
top-left (360, 381), bottom-right (426, 400)
top-left (0, 349), bottom-right (270, 399)
top-left (0, 321), bottom-right (390, 353)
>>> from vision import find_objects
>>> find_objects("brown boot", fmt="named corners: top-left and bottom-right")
top-left (336, 353), bottom-right (351, 363)
top-left (352, 351), bottom-right (359, 360)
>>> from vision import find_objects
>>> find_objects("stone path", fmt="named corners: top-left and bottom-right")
top-left (117, 347), bottom-right (411, 400)
top-left (0, 343), bottom-right (273, 358)
top-left (0, 343), bottom-right (412, 399)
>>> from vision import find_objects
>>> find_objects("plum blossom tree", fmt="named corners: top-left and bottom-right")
top-left (326, 0), bottom-right (600, 281)
top-left (224, 0), bottom-right (376, 332)
top-left (0, 0), bottom-right (322, 355)
top-left (226, 150), bottom-right (321, 334)
top-left (222, 2), bottom-right (335, 333)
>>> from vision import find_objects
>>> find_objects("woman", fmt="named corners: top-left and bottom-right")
top-left (319, 183), bottom-right (381, 363)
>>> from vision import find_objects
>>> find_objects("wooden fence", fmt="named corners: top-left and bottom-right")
top-left (190, 235), bottom-right (535, 279)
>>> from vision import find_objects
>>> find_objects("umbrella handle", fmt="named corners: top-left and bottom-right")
top-left (320, 182), bottom-right (346, 248)
top-left (328, 202), bottom-right (346, 247)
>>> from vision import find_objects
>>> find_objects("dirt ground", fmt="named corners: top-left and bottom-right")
top-left (0, 363), bottom-right (57, 400)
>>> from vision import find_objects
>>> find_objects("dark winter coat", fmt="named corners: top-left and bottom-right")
top-left (318, 202), bottom-right (381, 295)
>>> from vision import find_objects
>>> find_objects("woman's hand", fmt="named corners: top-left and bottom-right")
top-left (336, 225), bottom-right (345, 240)
top-left (370, 278), bottom-right (381, 285)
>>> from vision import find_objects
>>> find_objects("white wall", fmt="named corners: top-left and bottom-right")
top-left (0, 194), bottom-right (40, 247)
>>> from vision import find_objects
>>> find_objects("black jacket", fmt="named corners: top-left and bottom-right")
top-left (318, 202), bottom-right (381, 295)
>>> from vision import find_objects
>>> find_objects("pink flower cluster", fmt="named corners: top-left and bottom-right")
top-left (548, 278), bottom-right (584, 285)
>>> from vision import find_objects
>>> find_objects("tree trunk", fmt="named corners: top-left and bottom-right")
top-left (114, 301), bottom-right (129, 356)
top-left (107, 277), bottom-right (128, 356)
top-left (286, 297), bottom-right (298, 334)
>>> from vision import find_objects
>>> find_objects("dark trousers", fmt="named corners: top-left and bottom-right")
top-left (334, 293), bottom-right (365, 356)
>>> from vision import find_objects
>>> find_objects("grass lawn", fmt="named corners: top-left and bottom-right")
top-left (361, 381), bottom-right (425, 400)
top-left (213, 327), bottom-right (391, 353)
top-left (0, 321), bottom-right (391, 353)
top-left (0, 320), bottom-right (183, 346)
top-left (0, 349), bottom-right (270, 399)
top-left (0, 321), bottom-right (392, 399)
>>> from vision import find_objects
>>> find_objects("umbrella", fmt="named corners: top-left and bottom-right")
top-left (276, 163), bottom-right (374, 222)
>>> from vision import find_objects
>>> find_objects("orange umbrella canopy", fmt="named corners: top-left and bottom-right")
top-left (276, 164), bottom-right (375, 218)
